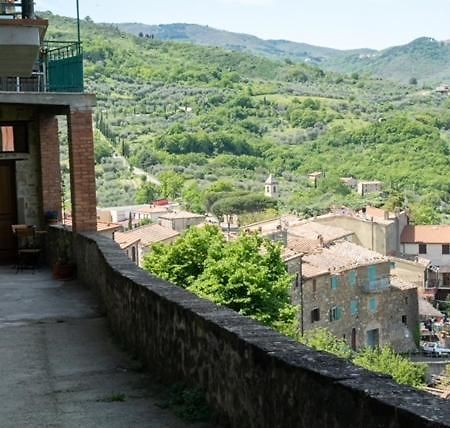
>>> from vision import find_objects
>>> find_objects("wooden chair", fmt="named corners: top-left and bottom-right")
top-left (11, 224), bottom-right (41, 273)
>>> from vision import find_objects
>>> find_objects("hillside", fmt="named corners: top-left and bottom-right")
top-left (116, 22), bottom-right (450, 84)
top-left (326, 37), bottom-right (450, 84)
top-left (42, 12), bottom-right (450, 223)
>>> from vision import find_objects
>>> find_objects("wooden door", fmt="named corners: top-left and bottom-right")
top-left (0, 161), bottom-right (17, 263)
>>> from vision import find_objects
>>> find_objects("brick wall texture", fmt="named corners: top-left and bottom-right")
top-left (39, 114), bottom-right (61, 219)
top-left (67, 110), bottom-right (97, 232)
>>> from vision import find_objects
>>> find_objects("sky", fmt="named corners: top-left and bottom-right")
top-left (34, 0), bottom-right (450, 50)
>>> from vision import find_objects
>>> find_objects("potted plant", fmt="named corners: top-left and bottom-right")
top-left (44, 210), bottom-right (59, 225)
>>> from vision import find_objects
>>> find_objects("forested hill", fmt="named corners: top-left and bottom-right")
top-left (116, 22), bottom-right (450, 84)
top-left (43, 12), bottom-right (450, 223)
top-left (115, 22), bottom-right (364, 64)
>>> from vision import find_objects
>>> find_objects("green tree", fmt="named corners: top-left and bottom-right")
top-left (182, 180), bottom-right (205, 213)
top-left (210, 193), bottom-right (277, 221)
top-left (188, 233), bottom-right (296, 330)
top-left (143, 225), bottom-right (225, 287)
top-left (353, 347), bottom-right (426, 388)
top-left (159, 171), bottom-right (184, 199)
top-left (135, 182), bottom-right (159, 204)
top-left (300, 328), bottom-right (353, 359)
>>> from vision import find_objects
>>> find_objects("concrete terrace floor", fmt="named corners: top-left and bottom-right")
top-left (0, 266), bottom-right (209, 428)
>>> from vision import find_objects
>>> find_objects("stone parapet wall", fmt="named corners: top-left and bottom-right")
top-left (47, 227), bottom-right (450, 428)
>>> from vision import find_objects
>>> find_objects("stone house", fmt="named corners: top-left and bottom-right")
top-left (158, 210), bottom-right (205, 232)
top-left (357, 180), bottom-right (383, 196)
top-left (289, 240), bottom-right (418, 352)
top-left (340, 176), bottom-right (357, 189)
top-left (308, 171), bottom-right (324, 187)
top-left (114, 223), bottom-right (180, 266)
top-left (401, 224), bottom-right (450, 300)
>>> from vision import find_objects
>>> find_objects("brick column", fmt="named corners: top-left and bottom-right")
top-left (67, 109), bottom-right (97, 232)
top-left (39, 114), bottom-right (62, 220)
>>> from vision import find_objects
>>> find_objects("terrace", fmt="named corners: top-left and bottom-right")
top-left (0, 265), bottom-right (204, 427)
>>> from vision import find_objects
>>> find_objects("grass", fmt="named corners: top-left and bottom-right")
top-left (158, 384), bottom-right (211, 423)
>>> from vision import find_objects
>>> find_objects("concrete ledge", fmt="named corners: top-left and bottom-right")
top-left (0, 92), bottom-right (96, 110)
top-left (47, 228), bottom-right (450, 428)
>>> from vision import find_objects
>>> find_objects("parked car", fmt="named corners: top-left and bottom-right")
top-left (421, 342), bottom-right (450, 357)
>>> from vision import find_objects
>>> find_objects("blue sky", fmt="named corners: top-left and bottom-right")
top-left (35, 0), bottom-right (450, 50)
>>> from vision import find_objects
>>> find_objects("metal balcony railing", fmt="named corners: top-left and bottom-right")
top-left (45, 41), bottom-right (84, 92)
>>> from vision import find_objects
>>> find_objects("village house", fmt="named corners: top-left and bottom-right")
top-left (357, 180), bottom-right (383, 196)
top-left (435, 84), bottom-right (449, 94)
top-left (134, 205), bottom-right (171, 222)
top-left (114, 223), bottom-right (180, 266)
top-left (308, 171), bottom-right (324, 187)
top-left (401, 224), bottom-right (450, 301)
top-left (158, 210), bottom-right (205, 232)
top-left (289, 240), bottom-right (418, 352)
top-left (313, 206), bottom-right (408, 256)
top-left (340, 176), bottom-right (357, 189)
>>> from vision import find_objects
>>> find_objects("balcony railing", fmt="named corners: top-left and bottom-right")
top-left (361, 277), bottom-right (390, 293)
top-left (45, 41), bottom-right (84, 92)
top-left (0, 40), bottom-right (84, 93)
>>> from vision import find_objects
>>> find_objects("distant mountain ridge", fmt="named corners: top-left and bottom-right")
top-left (115, 22), bottom-right (450, 83)
top-left (115, 22), bottom-right (372, 64)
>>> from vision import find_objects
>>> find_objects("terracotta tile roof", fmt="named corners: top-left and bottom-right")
top-left (62, 218), bottom-right (121, 233)
top-left (286, 238), bottom-right (321, 255)
top-left (159, 211), bottom-right (205, 220)
top-left (244, 215), bottom-right (302, 235)
top-left (135, 206), bottom-right (170, 214)
top-left (390, 276), bottom-right (417, 290)
top-left (114, 224), bottom-right (179, 248)
top-left (96, 221), bottom-right (122, 232)
top-left (401, 225), bottom-right (450, 244)
top-left (288, 221), bottom-right (353, 243)
top-left (302, 241), bottom-right (387, 278)
top-left (301, 263), bottom-right (329, 278)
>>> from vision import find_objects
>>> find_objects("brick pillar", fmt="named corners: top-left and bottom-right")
top-left (39, 114), bottom-right (62, 220)
top-left (67, 109), bottom-right (97, 232)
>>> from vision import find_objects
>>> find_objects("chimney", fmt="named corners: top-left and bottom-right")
top-left (384, 210), bottom-right (389, 220)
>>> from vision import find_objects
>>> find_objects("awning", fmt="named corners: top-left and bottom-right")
top-left (419, 298), bottom-right (444, 318)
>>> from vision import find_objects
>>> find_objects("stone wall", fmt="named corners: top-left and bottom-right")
top-left (47, 228), bottom-right (450, 428)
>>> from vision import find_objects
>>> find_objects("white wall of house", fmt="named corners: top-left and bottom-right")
top-left (402, 243), bottom-right (450, 266)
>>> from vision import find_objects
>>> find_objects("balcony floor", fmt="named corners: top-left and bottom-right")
top-left (0, 266), bottom-right (208, 428)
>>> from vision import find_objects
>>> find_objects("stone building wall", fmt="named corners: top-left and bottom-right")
top-left (295, 262), bottom-right (417, 352)
top-left (15, 120), bottom-right (41, 225)
top-left (314, 215), bottom-right (401, 256)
